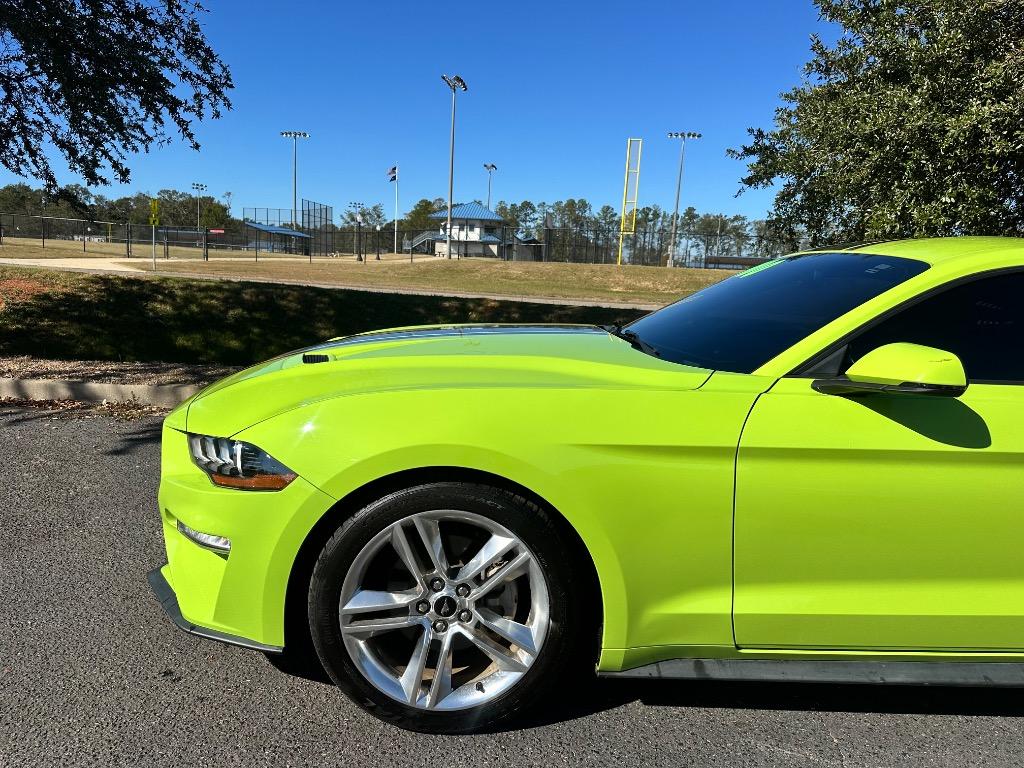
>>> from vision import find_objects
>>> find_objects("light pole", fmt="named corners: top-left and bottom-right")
top-left (483, 163), bottom-right (497, 209)
top-left (441, 74), bottom-right (468, 259)
top-left (191, 182), bottom-right (207, 232)
top-left (375, 224), bottom-right (381, 260)
top-left (280, 131), bottom-right (309, 228)
top-left (667, 131), bottom-right (701, 267)
top-left (356, 210), bottom-right (364, 263)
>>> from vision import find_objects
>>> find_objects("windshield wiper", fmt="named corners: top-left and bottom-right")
top-left (602, 324), bottom-right (661, 358)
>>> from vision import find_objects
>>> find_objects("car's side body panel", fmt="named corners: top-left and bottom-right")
top-left (235, 370), bottom-right (772, 656)
top-left (735, 377), bottom-right (1024, 650)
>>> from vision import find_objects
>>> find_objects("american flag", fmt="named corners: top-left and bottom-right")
top-left (387, 166), bottom-right (398, 182)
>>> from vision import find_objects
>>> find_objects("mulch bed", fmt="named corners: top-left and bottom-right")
top-left (0, 355), bottom-right (239, 386)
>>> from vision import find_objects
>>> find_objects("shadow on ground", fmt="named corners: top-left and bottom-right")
top-left (559, 676), bottom-right (1024, 720)
top-left (0, 267), bottom-right (645, 365)
top-left (261, 648), bottom-right (1024, 732)
top-left (105, 422), bottom-right (163, 455)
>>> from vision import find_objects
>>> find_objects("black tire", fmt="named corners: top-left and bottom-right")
top-left (307, 482), bottom-right (596, 733)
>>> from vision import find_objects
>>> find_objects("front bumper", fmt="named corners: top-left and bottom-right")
top-left (148, 566), bottom-right (283, 653)
top-left (155, 425), bottom-right (337, 649)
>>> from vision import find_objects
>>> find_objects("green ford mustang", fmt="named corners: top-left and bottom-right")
top-left (151, 237), bottom-right (1024, 732)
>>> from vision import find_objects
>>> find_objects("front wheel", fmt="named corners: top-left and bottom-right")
top-left (308, 482), bottom-right (594, 733)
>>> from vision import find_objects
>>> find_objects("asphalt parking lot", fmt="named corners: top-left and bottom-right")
top-left (2, 405), bottom-right (1024, 767)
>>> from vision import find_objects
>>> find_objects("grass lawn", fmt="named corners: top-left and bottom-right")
top-left (0, 266), bottom-right (649, 365)
top-left (122, 257), bottom-right (734, 307)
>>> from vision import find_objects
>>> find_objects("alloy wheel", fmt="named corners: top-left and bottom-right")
top-left (338, 509), bottom-right (550, 711)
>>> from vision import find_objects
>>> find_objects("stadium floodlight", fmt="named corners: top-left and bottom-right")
top-left (666, 131), bottom-right (702, 267)
top-left (191, 182), bottom-right (207, 231)
top-left (483, 163), bottom-right (497, 209)
top-left (441, 74), bottom-right (469, 259)
top-left (280, 131), bottom-right (310, 227)
top-left (442, 74), bottom-right (468, 92)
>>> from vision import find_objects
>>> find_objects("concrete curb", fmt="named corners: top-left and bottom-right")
top-left (0, 377), bottom-right (200, 408)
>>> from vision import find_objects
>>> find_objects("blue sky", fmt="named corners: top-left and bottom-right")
top-left (2, 1), bottom-right (833, 220)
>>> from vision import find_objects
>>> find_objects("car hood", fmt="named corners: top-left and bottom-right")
top-left (176, 324), bottom-right (711, 436)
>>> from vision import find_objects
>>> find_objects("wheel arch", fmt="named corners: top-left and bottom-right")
top-left (280, 466), bottom-right (605, 667)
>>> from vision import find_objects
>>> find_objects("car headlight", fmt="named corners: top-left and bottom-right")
top-left (187, 434), bottom-right (297, 491)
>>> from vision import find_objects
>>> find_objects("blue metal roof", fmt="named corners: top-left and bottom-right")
top-left (429, 203), bottom-right (504, 222)
top-left (243, 220), bottom-right (311, 238)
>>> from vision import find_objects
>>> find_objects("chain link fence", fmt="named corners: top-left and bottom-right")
top-left (0, 212), bottom-right (796, 269)
top-left (0, 213), bottom-right (133, 256)
top-left (0, 213), bottom-right (282, 259)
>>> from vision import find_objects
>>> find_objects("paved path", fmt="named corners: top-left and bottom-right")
top-left (0, 257), bottom-right (661, 310)
top-left (2, 406), bottom-right (1023, 767)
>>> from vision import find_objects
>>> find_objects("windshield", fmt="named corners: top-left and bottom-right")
top-left (625, 252), bottom-right (929, 373)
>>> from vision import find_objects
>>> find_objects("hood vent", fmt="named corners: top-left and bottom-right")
top-left (302, 353), bottom-right (330, 365)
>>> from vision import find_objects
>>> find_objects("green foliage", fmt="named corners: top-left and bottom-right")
top-left (401, 198), bottom-right (445, 230)
top-left (730, 0), bottom-right (1024, 243)
top-left (341, 203), bottom-right (386, 228)
top-left (0, 0), bottom-right (232, 190)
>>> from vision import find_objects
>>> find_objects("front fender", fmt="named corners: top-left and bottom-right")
top-left (234, 388), bottom-right (633, 650)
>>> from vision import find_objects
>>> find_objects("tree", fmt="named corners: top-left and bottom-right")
top-left (341, 203), bottom-right (386, 228)
top-left (402, 198), bottom-right (444, 230)
top-left (495, 200), bottom-right (539, 236)
top-left (595, 205), bottom-right (619, 234)
top-left (0, 0), bottom-right (232, 190)
top-left (729, 0), bottom-right (1024, 243)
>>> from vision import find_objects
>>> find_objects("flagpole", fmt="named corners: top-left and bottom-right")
top-left (394, 167), bottom-right (399, 256)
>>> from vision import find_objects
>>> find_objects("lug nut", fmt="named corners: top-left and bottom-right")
top-left (458, 609), bottom-right (472, 623)
top-left (429, 577), bottom-right (445, 592)
top-left (416, 600), bottom-right (430, 615)
top-left (432, 619), bottom-right (448, 633)
top-left (455, 583), bottom-right (471, 597)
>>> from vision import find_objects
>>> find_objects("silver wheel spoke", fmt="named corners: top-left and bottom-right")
top-left (456, 533), bottom-right (518, 583)
top-left (399, 626), bottom-right (432, 704)
top-left (342, 588), bottom-right (418, 615)
top-left (390, 523), bottom-right (425, 588)
top-left (414, 517), bottom-right (450, 576)
top-left (426, 631), bottom-right (454, 708)
top-left (343, 615), bottom-right (421, 638)
top-left (467, 626), bottom-right (530, 673)
top-left (476, 607), bottom-right (537, 656)
top-left (471, 550), bottom-right (531, 600)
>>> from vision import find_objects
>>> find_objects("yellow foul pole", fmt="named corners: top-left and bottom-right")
top-left (617, 138), bottom-right (642, 266)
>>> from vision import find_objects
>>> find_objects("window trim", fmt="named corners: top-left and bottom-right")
top-left (788, 265), bottom-right (1024, 385)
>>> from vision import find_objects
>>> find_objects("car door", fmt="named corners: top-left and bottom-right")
top-left (734, 269), bottom-right (1024, 650)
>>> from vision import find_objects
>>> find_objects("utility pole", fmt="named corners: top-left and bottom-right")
top-left (441, 75), bottom-right (468, 259)
top-left (667, 132), bottom-right (701, 267)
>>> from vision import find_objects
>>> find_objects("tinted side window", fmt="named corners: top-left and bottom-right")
top-left (625, 253), bottom-right (929, 373)
top-left (841, 271), bottom-right (1024, 383)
